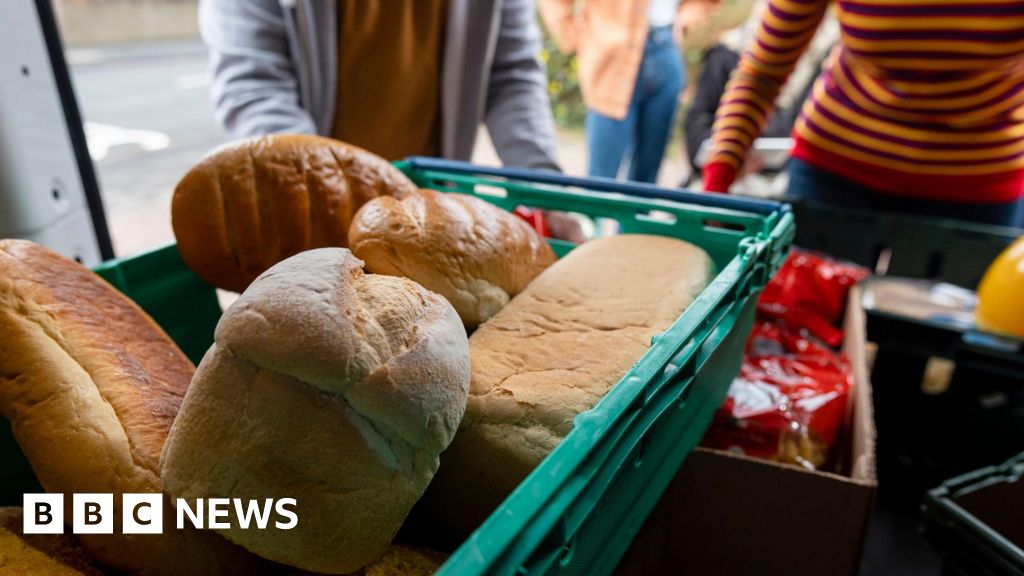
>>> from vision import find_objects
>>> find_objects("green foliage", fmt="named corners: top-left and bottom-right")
top-left (540, 29), bottom-right (586, 129)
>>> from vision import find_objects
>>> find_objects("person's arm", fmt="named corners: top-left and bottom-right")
top-left (484, 0), bottom-right (561, 171)
top-left (684, 45), bottom-right (740, 170)
top-left (537, 0), bottom-right (578, 54)
top-left (703, 0), bottom-right (829, 192)
top-left (198, 0), bottom-right (317, 138)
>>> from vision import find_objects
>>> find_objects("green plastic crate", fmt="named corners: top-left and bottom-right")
top-left (1, 159), bottom-right (793, 575)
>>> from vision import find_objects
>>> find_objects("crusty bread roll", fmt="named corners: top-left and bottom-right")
top-left (172, 135), bottom-right (416, 292)
top-left (349, 189), bottom-right (556, 326)
top-left (354, 544), bottom-right (446, 576)
top-left (421, 234), bottom-right (714, 537)
top-left (0, 507), bottom-right (105, 576)
top-left (290, 544), bottom-right (446, 576)
top-left (161, 248), bottom-right (471, 574)
top-left (0, 240), bottom-right (263, 576)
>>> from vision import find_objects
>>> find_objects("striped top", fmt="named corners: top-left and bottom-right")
top-left (704, 0), bottom-right (1024, 202)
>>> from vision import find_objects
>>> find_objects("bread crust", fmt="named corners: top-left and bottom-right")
top-left (421, 234), bottom-right (714, 537)
top-left (172, 135), bottom-right (416, 292)
top-left (286, 543), bottom-right (446, 576)
top-left (161, 248), bottom-right (470, 574)
top-left (0, 240), bottom-right (266, 576)
top-left (349, 189), bottom-right (556, 326)
top-left (0, 507), bottom-right (105, 576)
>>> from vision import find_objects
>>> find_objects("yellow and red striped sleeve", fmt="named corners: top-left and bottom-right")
top-left (704, 0), bottom-right (830, 192)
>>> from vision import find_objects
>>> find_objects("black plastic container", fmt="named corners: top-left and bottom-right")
top-left (792, 199), bottom-right (1019, 288)
top-left (923, 452), bottom-right (1024, 576)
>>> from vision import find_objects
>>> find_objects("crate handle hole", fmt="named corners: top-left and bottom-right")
top-left (636, 210), bottom-right (677, 225)
top-left (702, 219), bottom-right (746, 232)
top-left (475, 184), bottom-right (508, 198)
top-left (873, 245), bottom-right (892, 276)
top-left (432, 179), bottom-right (459, 190)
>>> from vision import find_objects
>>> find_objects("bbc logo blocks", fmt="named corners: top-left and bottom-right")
top-left (72, 493), bottom-right (113, 534)
top-left (24, 493), bottom-right (163, 535)
top-left (123, 493), bottom-right (163, 534)
top-left (22, 494), bottom-right (63, 534)
top-left (22, 493), bottom-right (297, 534)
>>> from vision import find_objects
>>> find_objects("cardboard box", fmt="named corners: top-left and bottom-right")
top-left (617, 287), bottom-right (877, 576)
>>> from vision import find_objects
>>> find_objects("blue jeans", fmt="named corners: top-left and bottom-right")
top-left (787, 159), bottom-right (1024, 228)
top-left (586, 26), bottom-right (684, 184)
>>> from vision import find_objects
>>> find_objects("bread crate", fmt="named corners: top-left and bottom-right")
top-left (1, 159), bottom-right (793, 575)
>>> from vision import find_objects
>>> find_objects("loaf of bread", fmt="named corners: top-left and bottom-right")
top-left (421, 234), bottom-right (714, 537)
top-left (161, 248), bottom-right (471, 574)
top-left (0, 240), bottom-right (263, 576)
top-left (354, 544), bottom-right (446, 576)
top-left (172, 135), bottom-right (417, 292)
top-left (349, 189), bottom-right (556, 326)
top-left (0, 507), bottom-right (105, 576)
top-left (289, 544), bottom-right (446, 576)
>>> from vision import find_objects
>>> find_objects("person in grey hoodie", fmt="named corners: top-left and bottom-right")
top-left (199, 0), bottom-right (561, 171)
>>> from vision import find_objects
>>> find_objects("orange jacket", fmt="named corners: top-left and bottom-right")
top-left (540, 0), bottom-right (700, 120)
top-left (539, 0), bottom-right (653, 120)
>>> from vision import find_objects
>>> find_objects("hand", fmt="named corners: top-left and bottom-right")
top-left (545, 211), bottom-right (588, 244)
top-left (739, 152), bottom-right (764, 177)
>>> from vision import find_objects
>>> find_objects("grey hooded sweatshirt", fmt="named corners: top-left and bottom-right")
top-left (199, 0), bottom-right (561, 170)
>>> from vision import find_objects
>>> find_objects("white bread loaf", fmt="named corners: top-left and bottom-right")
top-left (288, 544), bottom-right (447, 576)
top-left (421, 234), bottom-right (714, 537)
top-left (160, 248), bottom-right (471, 574)
top-left (349, 189), bottom-right (556, 327)
top-left (0, 240), bottom-right (265, 576)
top-left (0, 507), bottom-right (105, 576)
top-left (172, 135), bottom-right (417, 293)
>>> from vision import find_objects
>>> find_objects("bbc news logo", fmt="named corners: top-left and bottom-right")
top-left (23, 494), bottom-right (297, 534)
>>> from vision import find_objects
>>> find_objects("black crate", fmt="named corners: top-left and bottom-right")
top-left (923, 452), bottom-right (1024, 576)
top-left (793, 199), bottom-right (1024, 484)
top-left (792, 199), bottom-right (1019, 289)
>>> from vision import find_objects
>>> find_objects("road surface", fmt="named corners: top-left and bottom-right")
top-left (67, 40), bottom-right (688, 256)
top-left (68, 40), bottom-right (224, 255)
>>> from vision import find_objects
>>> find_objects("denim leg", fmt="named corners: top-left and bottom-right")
top-left (786, 158), bottom-right (874, 208)
top-left (586, 107), bottom-right (636, 179)
top-left (628, 29), bottom-right (684, 183)
top-left (875, 194), bottom-right (1024, 227)
top-left (788, 159), bottom-right (1024, 227)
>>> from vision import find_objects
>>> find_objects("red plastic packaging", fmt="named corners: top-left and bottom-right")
top-left (702, 322), bottom-right (853, 469)
top-left (513, 206), bottom-right (550, 238)
top-left (757, 251), bottom-right (870, 347)
top-left (701, 250), bottom-right (867, 470)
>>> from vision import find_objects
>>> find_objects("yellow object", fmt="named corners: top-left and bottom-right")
top-left (976, 236), bottom-right (1024, 338)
